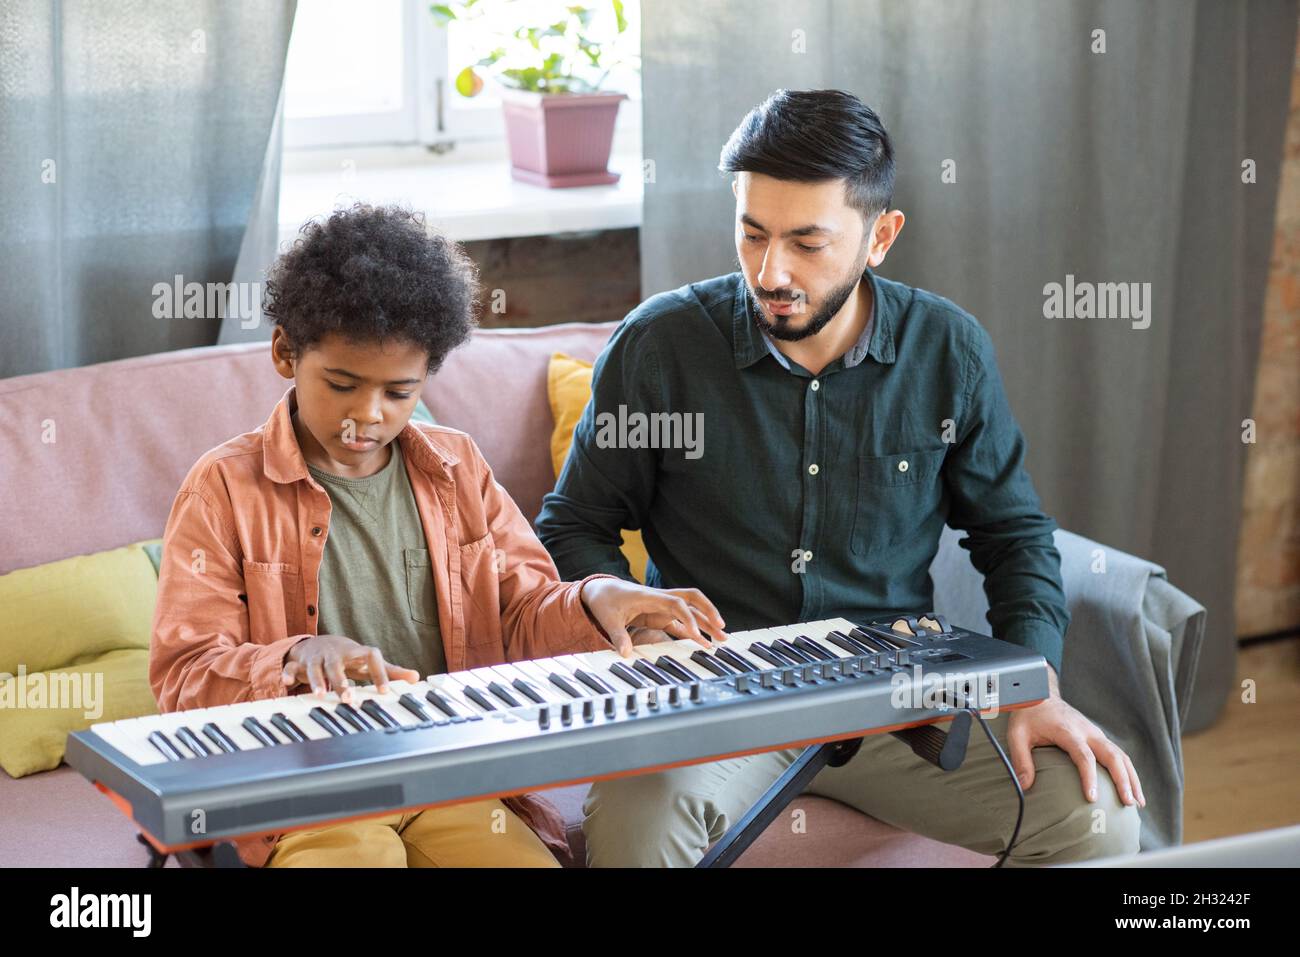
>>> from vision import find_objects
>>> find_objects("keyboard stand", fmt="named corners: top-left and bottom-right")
top-left (137, 833), bottom-right (246, 868)
top-left (697, 711), bottom-right (973, 868)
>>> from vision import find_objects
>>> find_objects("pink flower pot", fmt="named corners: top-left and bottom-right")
top-left (500, 89), bottom-right (628, 188)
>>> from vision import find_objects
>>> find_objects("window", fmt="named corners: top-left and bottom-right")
top-left (284, 0), bottom-right (641, 151)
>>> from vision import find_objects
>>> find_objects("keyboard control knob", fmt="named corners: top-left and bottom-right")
top-left (626, 693), bottom-right (638, 713)
top-left (646, 689), bottom-right (659, 710)
top-left (668, 686), bottom-right (681, 706)
top-left (582, 699), bottom-right (595, 722)
top-left (782, 670), bottom-right (798, 687)
top-left (560, 702), bottom-right (573, 725)
top-left (761, 672), bottom-right (777, 689)
top-left (735, 675), bottom-right (752, 694)
top-left (537, 706), bottom-right (550, 729)
top-left (800, 665), bottom-right (817, 682)
top-left (604, 696), bottom-right (616, 718)
top-left (688, 683), bottom-right (703, 703)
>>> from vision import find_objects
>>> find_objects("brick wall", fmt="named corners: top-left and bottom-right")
top-left (1236, 22), bottom-right (1300, 640)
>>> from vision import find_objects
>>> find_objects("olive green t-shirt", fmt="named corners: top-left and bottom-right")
top-left (306, 440), bottom-right (447, 680)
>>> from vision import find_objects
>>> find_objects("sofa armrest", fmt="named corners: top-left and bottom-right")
top-left (928, 525), bottom-right (1205, 851)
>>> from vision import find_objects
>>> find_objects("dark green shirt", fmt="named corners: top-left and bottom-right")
top-left (535, 268), bottom-right (1070, 675)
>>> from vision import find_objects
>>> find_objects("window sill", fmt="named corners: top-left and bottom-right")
top-left (278, 142), bottom-right (643, 244)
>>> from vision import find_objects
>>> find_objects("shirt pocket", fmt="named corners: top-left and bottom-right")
top-left (850, 447), bottom-right (947, 557)
top-left (241, 560), bottom-right (301, 643)
top-left (457, 532), bottom-right (503, 649)
top-left (404, 548), bottom-right (439, 627)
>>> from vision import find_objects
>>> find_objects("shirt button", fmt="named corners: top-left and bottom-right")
top-left (311, 526), bottom-right (322, 536)
top-left (898, 460), bottom-right (909, 473)
top-left (307, 604), bottom-right (316, 616)
top-left (808, 463), bottom-right (819, 476)
top-left (802, 550), bottom-right (813, 562)
top-left (810, 380), bottom-right (820, 392)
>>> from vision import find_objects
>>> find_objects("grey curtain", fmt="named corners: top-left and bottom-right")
top-left (640, 0), bottom-right (1296, 731)
top-left (0, 0), bottom-right (296, 377)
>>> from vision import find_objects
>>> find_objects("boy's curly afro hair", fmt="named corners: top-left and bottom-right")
top-left (264, 203), bottom-right (479, 375)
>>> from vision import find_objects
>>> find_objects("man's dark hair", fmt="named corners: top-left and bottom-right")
top-left (264, 202), bottom-right (479, 375)
top-left (719, 89), bottom-right (895, 219)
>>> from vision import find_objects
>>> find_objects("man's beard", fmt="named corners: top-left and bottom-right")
top-left (746, 252), bottom-right (869, 343)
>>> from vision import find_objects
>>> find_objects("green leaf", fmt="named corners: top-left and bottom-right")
top-left (612, 0), bottom-right (627, 33)
top-left (430, 3), bottom-right (457, 24)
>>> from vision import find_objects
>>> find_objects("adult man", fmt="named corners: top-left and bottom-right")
top-left (536, 90), bottom-right (1144, 866)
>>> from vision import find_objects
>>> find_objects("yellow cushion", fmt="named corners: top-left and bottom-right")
top-left (0, 648), bottom-right (158, 777)
top-left (0, 539), bottom-right (163, 776)
top-left (547, 352), bottom-right (649, 583)
top-left (0, 539), bottom-right (161, 676)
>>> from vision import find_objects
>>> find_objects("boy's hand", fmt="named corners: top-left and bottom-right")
top-left (281, 634), bottom-right (420, 703)
top-left (580, 578), bottom-right (728, 658)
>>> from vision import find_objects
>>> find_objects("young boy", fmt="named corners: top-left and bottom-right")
top-left (149, 203), bottom-right (726, 868)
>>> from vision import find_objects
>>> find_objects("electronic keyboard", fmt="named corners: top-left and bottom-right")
top-left (65, 615), bottom-right (1050, 851)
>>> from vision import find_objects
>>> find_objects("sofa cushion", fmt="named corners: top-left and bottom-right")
top-left (546, 351), bottom-right (649, 581)
top-left (0, 649), bottom-right (157, 777)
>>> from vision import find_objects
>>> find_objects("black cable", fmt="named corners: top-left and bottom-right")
top-left (966, 705), bottom-right (1024, 868)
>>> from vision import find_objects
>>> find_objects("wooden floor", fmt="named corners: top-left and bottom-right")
top-left (1181, 637), bottom-right (1300, 842)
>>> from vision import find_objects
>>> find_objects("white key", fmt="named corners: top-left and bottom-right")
top-left (467, 667), bottom-right (528, 709)
top-left (784, 624), bottom-right (854, 658)
top-left (630, 641), bottom-right (717, 680)
top-left (487, 664), bottom-right (567, 704)
top-left (429, 674), bottom-right (492, 714)
top-left (572, 652), bottom-right (645, 691)
top-left (719, 629), bottom-right (785, 668)
top-left (517, 658), bottom-right (589, 698)
top-left (553, 655), bottom-right (618, 691)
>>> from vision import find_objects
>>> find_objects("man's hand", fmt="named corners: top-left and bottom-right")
top-left (580, 578), bottom-right (728, 657)
top-left (1007, 667), bottom-right (1145, 808)
top-left (282, 634), bottom-right (420, 703)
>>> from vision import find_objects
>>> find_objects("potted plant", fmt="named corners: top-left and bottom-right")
top-left (431, 1), bottom-right (635, 187)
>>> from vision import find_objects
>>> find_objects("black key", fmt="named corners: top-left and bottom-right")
top-left (714, 645), bottom-right (762, 673)
top-left (547, 672), bottom-right (584, 698)
top-left (826, 630), bottom-right (874, 656)
top-left (689, 650), bottom-right (734, 677)
top-left (510, 678), bottom-right (546, 704)
top-left (607, 662), bottom-right (647, 690)
top-left (850, 627), bottom-right (896, 652)
top-left (269, 712), bottom-right (309, 742)
top-left (148, 730), bottom-right (186, 761)
top-left (460, 685), bottom-right (498, 712)
top-left (792, 636), bottom-right (836, 661)
top-left (745, 642), bottom-right (787, 667)
top-left (486, 681), bottom-right (523, 708)
top-left (241, 717), bottom-right (280, 747)
top-left (653, 656), bottom-right (697, 683)
top-left (424, 689), bottom-right (461, 718)
top-left (174, 726), bottom-right (211, 757)
top-left (572, 669), bottom-right (617, 696)
top-left (755, 641), bottom-right (799, 665)
top-left (360, 700), bottom-right (401, 729)
top-left (772, 639), bottom-right (816, 664)
top-left (334, 703), bottom-right (374, 732)
top-left (310, 707), bottom-right (348, 736)
top-left (398, 693), bottom-right (433, 722)
top-left (632, 659), bottom-right (675, 686)
top-left (202, 723), bottom-right (241, 753)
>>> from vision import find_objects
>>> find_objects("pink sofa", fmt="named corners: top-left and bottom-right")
top-left (0, 324), bottom-right (992, 868)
